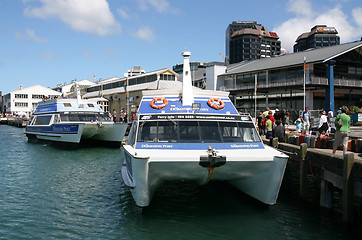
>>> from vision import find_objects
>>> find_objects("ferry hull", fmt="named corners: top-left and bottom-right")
top-left (26, 124), bottom-right (84, 143)
top-left (26, 123), bottom-right (127, 144)
top-left (122, 146), bottom-right (288, 207)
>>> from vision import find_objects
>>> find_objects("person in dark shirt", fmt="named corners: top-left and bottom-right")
top-left (272, 120), bottom-right (285, 142)
top-left (273, 109), bottom-right (282, 121)
top-left (257, 111), bottom-right (263, 135)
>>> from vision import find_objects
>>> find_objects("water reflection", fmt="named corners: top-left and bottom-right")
top-left (0, 125), bottom-right (360, 240)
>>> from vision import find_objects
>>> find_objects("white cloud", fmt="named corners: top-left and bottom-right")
top-left (15, 28), bottom-right (48, 43)
top-left (352, 7), bottom-right (362, 27)
top-left (136, 0), bottom-right (179, 14)
top-left (132, 27), bottom-right (155, 41)
top-left (117, 8), bottom-right (130, 19)
top-left (25, 28), bottom-right (49, 43)
top-left (24, 0), bottom-right (121, 36)
top-left (38, 52), bottom-right (57, 60)
top-left (103, 47), bottom-right (119, 59)
top-left (273, 0), bottom-right (362, 52)
top-left (79, 48), bottom-right (91, 58)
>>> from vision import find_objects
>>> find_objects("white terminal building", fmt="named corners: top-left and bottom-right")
top-left (2, 85), bottom-right (61, 116)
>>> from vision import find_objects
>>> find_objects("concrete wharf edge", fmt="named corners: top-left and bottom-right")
top-left (264, 138), bottom-right (362, 223)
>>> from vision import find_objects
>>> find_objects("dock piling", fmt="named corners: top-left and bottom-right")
top-left (299, 143), bottom-right (308, 198)
top-left (320, 179), bottom-right (333, 209)
top-left (343, 152), bottom-right (355, 222)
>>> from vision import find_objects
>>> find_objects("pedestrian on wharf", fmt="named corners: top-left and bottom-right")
top-left (113, 109), bottom-right (117, 122)
top-left (332, 106), bottom-right (351, 155)
top-left (301, 107), bottom-right (311, 133)
top-left (268, 111), bottom-right (275, 125)
top-left (283, 111), bottom-right (290, 129)
top-left (265, 115), bottom-right (273, 140)
top-left (262, 107), bottom-right (270, 121)
top-left (257, 111), bottom-right (264, 135)
top-left (294, 118), bottom-right (303, 133)
top-left (273, 108), bottom-right (282, 121)
top-left (317, 111), bottom-right (329, 136)
top-left (328, 109), bottom-right (334, 118)
top-left (272, 120), bottom-right (285, 142)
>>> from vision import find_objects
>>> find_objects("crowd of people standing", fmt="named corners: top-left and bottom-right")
top-left (256, 107), bottom-right (289, 142)
top-left (111, 109), bottom-right (128, 123)
top-left (256, 106), bottom-right (351, 155)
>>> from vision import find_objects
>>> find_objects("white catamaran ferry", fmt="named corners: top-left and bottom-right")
top-left (122, 51), bottom-right (288, 207)
top-left (25, 97), bottom-right (127, 145)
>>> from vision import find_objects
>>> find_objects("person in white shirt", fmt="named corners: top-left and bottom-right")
top-left (317, 111), bottom-right (329, 136)
top-left (328, 109), bottom-right (334, 118)
top-left (301, 107), bottom-right (311, 133)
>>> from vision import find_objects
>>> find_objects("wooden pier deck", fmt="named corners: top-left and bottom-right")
top-left (264, 138), bottom-right (362, 223)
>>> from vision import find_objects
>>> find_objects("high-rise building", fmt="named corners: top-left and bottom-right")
top-left (225, 21), bottom-right (281, 64)
top-left (172, 62), bottom-right (206, 74)
top-left (293, 25), bottom-right (340, 52)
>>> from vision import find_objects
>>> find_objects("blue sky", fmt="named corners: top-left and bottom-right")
top-left (0, 0), bottom-right (361, 94)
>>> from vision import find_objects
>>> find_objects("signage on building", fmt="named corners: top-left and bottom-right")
top-left (317, 27), bottom-right (337, 33)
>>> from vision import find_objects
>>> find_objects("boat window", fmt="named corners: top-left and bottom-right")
top-left (68, 114), bottom-right (80, 121)
top-left (53, 114), bottom-right (60, 124)
top-left (97, 113), bottom-right (112, 122)
top-left (60, 114), bottom-right (69, 121)
top-left (128, 121), bottom-right (137, 146)
top-left (138, 121), bottom-right (158, 142)
top-left (78, 114), bottom-right (97, 122)
top-left (34, 115), bottom-right (52, 125)
top-left (87, 103), bottom-right (94, 107)
top-left (60, 113), bottom-right (110, 122)
top-left (179, 121), bottom-right (201, 143)
top-left (63, 103), bottom-right (72, 107)
top-left (238, 122), bottom-right (261, 142)
top-left (219, 121), bottom-right (243, 142)
top-left (199, 121), bottom-right (221, 143)
top-left (158, 121), bottom-right (178, 142)
top-left (136, 119), bottom-right (261, 143)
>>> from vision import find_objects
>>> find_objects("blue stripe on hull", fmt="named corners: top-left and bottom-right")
top-left (135, 142), bottom-right (264, 150)
top-left (26, 124), bottom-right (79, 134)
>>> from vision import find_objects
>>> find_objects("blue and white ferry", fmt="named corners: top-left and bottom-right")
top-left (25, 97), bottom-right (127, 145)
top-left (122, 51), bottom-right (288, 207)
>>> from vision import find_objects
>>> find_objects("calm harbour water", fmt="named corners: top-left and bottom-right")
top-left (0, 125), bottom-right (360, 240)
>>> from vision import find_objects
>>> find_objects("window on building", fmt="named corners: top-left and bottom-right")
top-left (15, 94), bottom-right (28, 99)
top-left (15, 102), bottom-right (28, 107)
top-left (32, 95), bottom-right (44, 99)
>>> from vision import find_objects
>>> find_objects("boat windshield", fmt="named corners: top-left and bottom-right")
top-left (59, 112), bottom-right (112, 122)
top-left (137, 120), bottom-right (260, 143)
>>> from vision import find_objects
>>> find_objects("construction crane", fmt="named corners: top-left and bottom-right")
top-left (219, 53), bottom-right (225, 62)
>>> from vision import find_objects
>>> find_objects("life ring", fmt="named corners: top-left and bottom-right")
top-left (150, 97), bottom-right (168, 109)
top-left (208, 97), bottom-right (225, 110)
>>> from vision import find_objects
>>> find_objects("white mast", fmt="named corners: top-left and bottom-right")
top-left (182, 51), bottom-right (194, 106)
top-left (75, 83), bottom-right (82, 104)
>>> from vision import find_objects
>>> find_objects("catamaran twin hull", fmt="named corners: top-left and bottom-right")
top-left (25, 98), bottom-right (127, 145)
top-left (26, 122), bottom-right (126, 144)
top-left (122, 99), bottom-right (288, 207)
top-left (123, 143), bottom-right (288, 207)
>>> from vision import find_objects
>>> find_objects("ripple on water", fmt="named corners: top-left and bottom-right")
top-left (0, 125), bottom-right (360, 240)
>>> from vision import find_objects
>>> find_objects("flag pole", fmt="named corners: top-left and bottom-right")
top-left (124, 73), bottom-right (129, 123)
top-left (254, 74), bottom-right (257, 124)
top-left (303, 57), bottom-right (306, 111)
